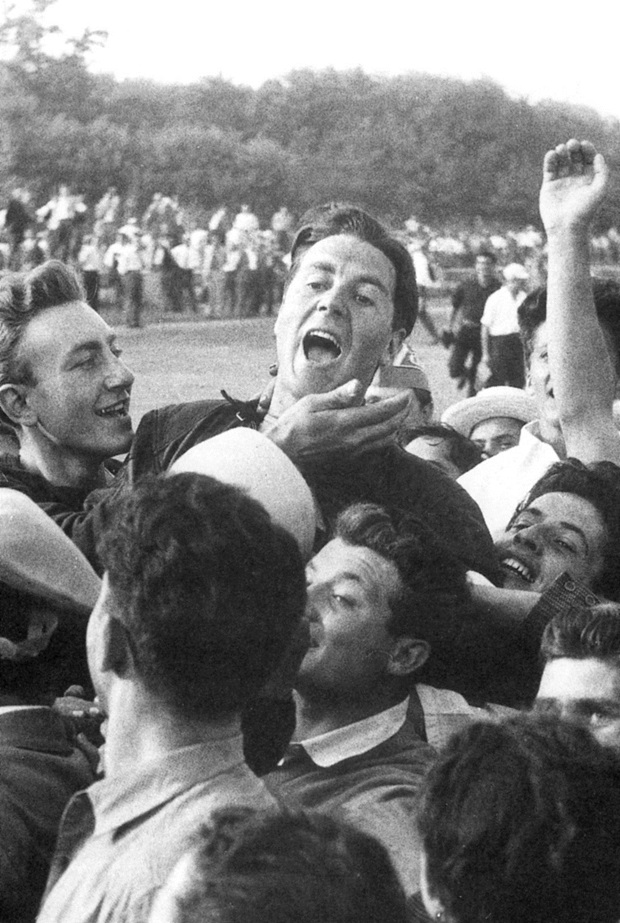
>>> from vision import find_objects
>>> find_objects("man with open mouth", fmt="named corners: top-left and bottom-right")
top-left (128, 203), bottom-right (499, 582)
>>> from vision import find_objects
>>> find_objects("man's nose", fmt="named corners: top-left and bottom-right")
top-left (317, 285), bottom-right (345, 317)
top-left (105, 355), bottom-right (134, 391)
top-left (513, 525), bottom-right (542, 553)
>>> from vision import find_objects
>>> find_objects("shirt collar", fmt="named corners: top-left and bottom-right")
top-left (300, 698), bottom-right (409, 768)
top-left (88, 724), bottom-right (245, 836)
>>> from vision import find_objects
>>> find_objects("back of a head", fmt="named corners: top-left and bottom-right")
top-left (519, 281), bottom-right (620, 370)
top-left (152, 807), bottom-right (408, 923)
top-left (541, 602), bottom-right (620, 664)
top-left (512, 459), bottom-right (620, 601)
top-left (419, 713), bottom-right (620, 923)
top-left (290, 203), bottom-right (418, 336)
top-left (97, 473), bottom-right (306, 721)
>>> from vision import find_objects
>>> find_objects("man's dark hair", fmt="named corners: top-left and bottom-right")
top-left (541, 603), bottom-right (620, 666)
top-left (405, 423), bottom-right (482, 474)
top-left (510, 459), bottom-right (620, 601)
top-left (0, 260), bottom-right (85, 390)
top-left (419, 714), bottom-right (620, 923)
top-left (334, 503), bottom-right (473, 686)
top-left (518, 280), bottom-right (620, 370)
top-left (289, 203), bottom-right (418, 336)
top-left (164, 807), bottom-right (408, 923)
top-left (97, 473), bottom-right (306, 720)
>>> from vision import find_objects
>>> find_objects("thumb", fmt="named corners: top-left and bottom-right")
top-left (307, 379), bottom-right (365, 410)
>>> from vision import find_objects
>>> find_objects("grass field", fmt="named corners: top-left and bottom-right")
top-left (101, 289), bottom-right (462, 426)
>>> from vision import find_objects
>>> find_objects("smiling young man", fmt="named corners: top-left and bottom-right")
top-left (128, 205), bottom-right (499, 581)
top-left (0, 261), bottom-right (134, 567)
top-left (459, 141), bottom-right (620, 539)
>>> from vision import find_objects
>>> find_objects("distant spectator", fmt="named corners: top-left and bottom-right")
top-left (78, 234), bottom-right (103, 312)
top-left (442, 386), bottom-right (537, 459)
top-left (447, 251), bottom-right (501, 397)
top-left (480, 262), bottom-right (529, 388)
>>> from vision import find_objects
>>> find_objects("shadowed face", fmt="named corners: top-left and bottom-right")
top-left (536, 657), bottom-right (620, 753)
top-left (298, 537), bottom-right (402, 698)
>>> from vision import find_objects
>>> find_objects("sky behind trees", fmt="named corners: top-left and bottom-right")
top-left (42, 0), bottom-right (620, 119)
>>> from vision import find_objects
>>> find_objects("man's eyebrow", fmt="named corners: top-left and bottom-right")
top-left (305, 261), bottom-right (392, 297)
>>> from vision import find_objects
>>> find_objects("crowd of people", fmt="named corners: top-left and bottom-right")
top-left (1, 139), bottom-right (620, 923)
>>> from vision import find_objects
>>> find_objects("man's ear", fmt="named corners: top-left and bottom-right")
top-left (387, 636), bottom-right (430, 678)
top-left (0, 383), bottom-right (37, 427)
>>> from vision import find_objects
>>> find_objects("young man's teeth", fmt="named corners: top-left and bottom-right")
top-left (502, 558), bottom-right (534, 583)
top-left (99, 403), bottom-right (125, 417)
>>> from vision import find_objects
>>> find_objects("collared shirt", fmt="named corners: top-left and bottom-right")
top-left (458, 421), bottom-right (559, 539)
top-left (300, 698), bottom-right (409, 767)
top-left (267, 702), bottom-right (433, 897)
top-left (38, 729), bottom-right (278, 923)
top-left (481, 287), bottom-right (526, 336)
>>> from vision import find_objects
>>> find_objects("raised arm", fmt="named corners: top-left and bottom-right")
top-left (539, 139), bottom-right (620, 462)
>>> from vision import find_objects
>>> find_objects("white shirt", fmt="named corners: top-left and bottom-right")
top-left (457, 421), bottom-right (560, 539)
top-left (481, 287), bottom-right (526, 336)
top-left (299, 698), bottom-right (409, 767)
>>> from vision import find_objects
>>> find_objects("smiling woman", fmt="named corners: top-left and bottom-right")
top-left (495, 459), bottom-right (620, 600)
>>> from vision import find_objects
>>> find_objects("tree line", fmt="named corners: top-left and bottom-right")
top-left (2, 1), bottom-right (619, 229)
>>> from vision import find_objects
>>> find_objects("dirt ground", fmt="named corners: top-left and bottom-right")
top-left (101, 291), bottom-right (463, 427)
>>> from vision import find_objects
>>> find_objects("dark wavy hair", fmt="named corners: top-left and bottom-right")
top-left (419, 714), bottom-right (620, 923)
top-left (541, 602), bottom-right (620, 665)
top-left (97, 473), bottom-right (306, 720)
top-left (289, 203), bottom-right (418, 337)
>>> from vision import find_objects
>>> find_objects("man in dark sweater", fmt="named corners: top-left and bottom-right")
top-left (264, 502), bottom-right (476, 896)
top-left (448, 251), bottom-right (500, 396)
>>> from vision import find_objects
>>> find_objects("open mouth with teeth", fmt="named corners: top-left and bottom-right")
top-left (303, 330), bottom-right (342, 365)
top-left (96, 400), bottom-right (130, 419)
top-left (501, 556), bottom-right (535, 585)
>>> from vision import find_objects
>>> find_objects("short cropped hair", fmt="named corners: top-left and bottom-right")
top-left (289, 204), bottom-right (418, 336)
top-left (406, 423), bottom-right (483, 474)
top-left (97, 473), bottom-right (306, 720)
top-left (0, 260), bottom-right (85, 389)
top-left (518, 280), bottom-right (620, 370)
top-left (541, 603), bottom-right (620, 666)
top-left (161, 807), bottom-right (408, 923)
top-left (419, 714), bottom-right (620, 923)
top-left (510, 459), bottom-right (620, 601)
top-left (334, 503), bottom-right (473, 685)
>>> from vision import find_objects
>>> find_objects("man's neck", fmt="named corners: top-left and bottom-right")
top-left (19, 440), bottom-right (106, 490)
top-left (535, 419), bottom-right (567, 458)
top-left (103, 682), bottom-right (241, 778)
top-left (293, 687), bottom-right (400, 740)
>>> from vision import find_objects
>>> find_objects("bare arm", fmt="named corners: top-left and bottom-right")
top-left (540, 139), bottom-right (620, 463)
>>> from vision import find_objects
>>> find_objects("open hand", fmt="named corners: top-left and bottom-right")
top-left (539, 139), bottom-right (609, 233)
top-left (261, 379), bottom-right (412, 463)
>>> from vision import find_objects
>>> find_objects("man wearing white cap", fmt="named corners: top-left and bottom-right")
top-left (480, 263), bottom-right (529, 389)
top-left (442, 386), bottom-right (537, 460)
